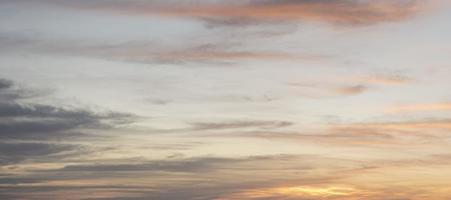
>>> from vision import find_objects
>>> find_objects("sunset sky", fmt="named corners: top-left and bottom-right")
top-left (1, 0), bottom-right (451, 199)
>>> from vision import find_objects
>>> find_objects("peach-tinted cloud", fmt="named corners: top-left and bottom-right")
top-left (0, 34), bottom-right (328, 64)
top-left (387, 102), bottom-right (451, 113)
top-left (69, 0), bottom-right (431, 26)
top-left (130, 50), bottom-right (328, 64)
top-left (347, 119), bottom-right (451, 131)
top-left (335, 74), bottom-right (413, 86)
top-left (364, 75), bottom-right (413, 85)
top-left (288, 82), bottom-right (370, 97)
top-left (288, 73), bottom-right (413, 98)
top-left (216, 118), bottom-right (451, 147)
top-left (335, 85), bottom-right (368, 95)
top-left (148, 51), bottom-right (325, 61)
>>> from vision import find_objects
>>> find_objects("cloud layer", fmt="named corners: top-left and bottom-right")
top-left (66, 0), bottom-right (429, 27)
top-left (0, 78), bottom-right (135, 170)
top-left (1, 0), bottom-right (451, 199)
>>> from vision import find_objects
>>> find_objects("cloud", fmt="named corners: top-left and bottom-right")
top-left (0, 79), bottom-right (13, 90)
top-left (335, 85), bottom-right (368, 95)
top-left (0, 78), bottom-right (135, 140)
top-left (0, 103), bottom-right (133, 140)
top-left (0, 78), bottom-right (137, 174)
top-left (0, 185), bottom-right (151, 200)
top-left (386, 102), bottom-right (451, 113)
top-left (60, 154), bottom-right (314, 173)
top-left (363, 74), bottom-right (413, 85)
top-left (190, 120), bottom-right (293, 131)
top-left (288, 82), bottom-right (369, 97)
top-left (0, 78), bottom-right (42, 102)
top-left (0, 34), bottom-right (328, 65)
top-left (147, 50), bottom-right (326, 64)
top-left (0, 154), bottom-right (352, 199)
top-left (343, 119), bottom-right (451, 131)
top-left (138, 120), bottom-right (295, 135)
top-left (215, 118), bottom-right (451, 147)
top-left (2, 152), bottom-right (450, 200)
top-left (288, 73), bottom-right (413, 98)
top-left (231, 130), bottom-right (399, 147)
top-left (0, 142), bottom-right (75, 165)
top-left (222, 185), bottom-right (361, 200)
top-left (0, 78), bottom-right (143, 198)
top-left (143, 142), bottom-right (203, 151)
top-left (61, 0), bottom-right (430, 27)
top-left (61, 157), bottom-right (237, 173)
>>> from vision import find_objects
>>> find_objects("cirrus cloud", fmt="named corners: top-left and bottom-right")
top-left (61, 0), bottom-right (432, 27)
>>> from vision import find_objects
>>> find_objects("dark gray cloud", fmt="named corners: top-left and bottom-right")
top-left (0, 79), bottom-right (12, 90)
top-left (0, 78), bottom-right (140, 198)
top-left (0, 78), bottom-right (135, 140)
top-left (0, 78), bottom-right (136, 171)
top-left (0, 103), bottom-right (133, 139)
top-left (61, 154), bottom-right (309, 173)
top-left (0, 142), bottom-right (75, 165)
top-left (0, 185), bottom-right (152, 200)
top-left (0, 78), bottom-right (32, 102)
top-left (62, 157), bottom-right (235, 172)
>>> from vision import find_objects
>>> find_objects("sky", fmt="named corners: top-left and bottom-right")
top-left (1, 0), bottom-right (451, 199)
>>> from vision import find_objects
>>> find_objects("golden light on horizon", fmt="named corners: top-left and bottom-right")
top-left (222, 185), bottom-right (360, 199)
top-left (279, 186), bottom-right (358, 196)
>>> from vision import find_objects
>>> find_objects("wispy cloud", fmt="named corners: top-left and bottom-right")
top-left (0, 154), bottom-right (359, 199)
top-left (4, 153), bottom-right (450, 200)
top-left (344, 119), bottom-right (451, 131)
top-left (386, 102), bottom-right (451, 113)
top-left (214, 118), bottom-right (451, 147)
top-left (363, 74), bottom-right (413, 85)
top-left (62, 0), bottom-right (430, 27)
top-left (148, 50), bottom-right (326, 64)
top-left (0, 34), bottom-right (328, 65)
top-left (0, 78), bottom-right (136, 166)
top-left (190, 120), bottom-right (293, 131)
top-left (335, 85), bottom-right (368, 95)
top-left (288, 82), bottom-right (369, 97)
top-left (60, 154), bottom-right (312, 173)
top-left (288, 73), bottom-right (413, 98)
top-left (120, 119), bottom-right (295, 135)
top-left (0, 142), bottom-right (75, 165)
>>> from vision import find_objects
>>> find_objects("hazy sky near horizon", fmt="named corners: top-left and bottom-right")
top-left (1, 0), bottom-right (451, 199)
